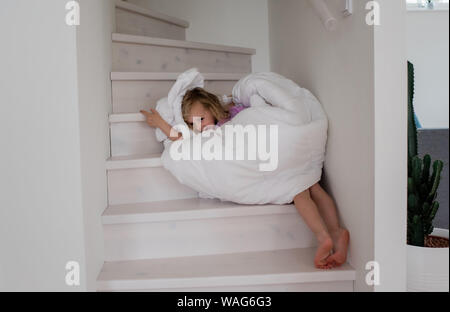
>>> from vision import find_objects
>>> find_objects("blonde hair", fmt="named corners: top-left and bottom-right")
top-left (182, 87), bottom-right (230, 128)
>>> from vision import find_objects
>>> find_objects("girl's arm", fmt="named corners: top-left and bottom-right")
top-left (140, 109), bottom-right (182, 141)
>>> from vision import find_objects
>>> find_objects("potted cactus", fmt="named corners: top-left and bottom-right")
top-left (407, 61), bottom-right (449, 292)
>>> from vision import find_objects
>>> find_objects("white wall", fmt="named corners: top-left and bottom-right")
top-left (373, 0), bottom-right (407, 292)
top-left (76, 0), bottom-right (114, 291)
top-left (406, 10), bottom-right (449, 128)
top-left (126, 0), bottom-right (271, 72)
top-left (269, 0), bottom-right (407, 291)
top-left (269, 0), bottom-right (375, 291)
top-left (0, 0), bottom-right (114, 292)
top-left (0, 0), bottom-right (87, 291)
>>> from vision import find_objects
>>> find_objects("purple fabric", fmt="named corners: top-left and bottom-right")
top-left (216, 105), bottom-right (248, 127)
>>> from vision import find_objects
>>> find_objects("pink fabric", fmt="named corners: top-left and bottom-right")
top-left (216, 105), bottom-right (248, 127)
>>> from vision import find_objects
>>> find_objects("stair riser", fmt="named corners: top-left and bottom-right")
top-left (107, 167), bottom-right (197, 205)
top-left (116, 8), bottom-right (186, 40)
top-left (112, 80), bottom-right (238, 113)
top-left (111, 122), bottom-right (162, 157)
top-left (100, 281), bottom-right (354, 292)
top-left (112, 42), bottom-right (252, 73)
top-left (103, 213), bottom-right (317, 261)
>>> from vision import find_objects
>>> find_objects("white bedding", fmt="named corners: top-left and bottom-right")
top-left (157, 70), bottom-right (329, 205)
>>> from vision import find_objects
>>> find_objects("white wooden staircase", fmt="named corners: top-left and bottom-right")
top-left (96, 0), bottom-right (356, 292)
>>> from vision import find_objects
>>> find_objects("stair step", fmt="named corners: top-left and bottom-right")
top-left (103, 197), bottom-right (298, 224)
top-left (97, 248), bottom-right (356, 291)
top-left (115, 1), bottom-right (189, 28)
top-left (115, 1), bottom-right (188, 40)
top-left (106, 153), bottom-right (162, 170)
top-left (109, 72), bottom-right (243, 156)
top-left (112, 33), bottom-right (255, 73)
top-left (106, 154), bottom-right (197, 205)
top-left (113, 33), bottom-right (256, 55)
top-left (109, 113), bottom-right (163, 156)
top-left (102, 197), bottom-right (317, 261)
top-left (111, 72), bottom-right (245, 81)
top-left (110, 113), bottom-right (145, 123)
top-left (111, 72), bottom-right (244, 115)
top-left (111, 72), bottom-right (242, 114)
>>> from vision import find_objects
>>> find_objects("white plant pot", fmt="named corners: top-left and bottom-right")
top-left (407, 228), bottom-right (449, 292)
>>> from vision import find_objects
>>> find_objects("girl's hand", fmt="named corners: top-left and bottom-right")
top-left (140, 109), bottom-right (182, 141)
top-left (140, 109), bottom-right (162, 128)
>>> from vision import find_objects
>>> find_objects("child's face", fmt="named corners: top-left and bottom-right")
top-left (187, 101), bottom-right (216, 132)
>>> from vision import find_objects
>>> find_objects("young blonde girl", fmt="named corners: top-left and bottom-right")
top-left (141, 87), bottom-right (350, 270)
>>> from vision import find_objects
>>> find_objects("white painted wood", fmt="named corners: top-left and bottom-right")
top-left (97, 248), bottom-right (356, 291)
top-left (113, 33), bottom-right (256, 55)
top-left (107, 165), bottom-right (197, 205)
top-left (110, 73), bottom-right (243, 156)
top-left (103, 201), bottom-right (317, 261)
top-left (103, 216), bottom-right (315, 261)
top-left (111, 72), bottom-right (245, 81)
top-left (125, 0), bottom-right (271, 73)
top-left (110, 113), bottom-right (145, 123)
top-left (112, 35), bottom-right (254, 73)
top-left (111, 74), bottom-right (240, 113)
top-left (116, 7), bottom-right (186, 40)
top-left (106, 153), bottom-right (197, 204)
top-left (373, 0), bottom-right (408, 292)
top-left (106, 154), bottom-right (162, 170)
top-left (104, 281), bottom-right (354, 292)
top-left (269, 0), bottom-right (382, 291)
top-left (101, 3), bottom-right (355, 293)
top-left (110, 119), bottom-right (163, 157)
top-left (115, 1), bottom-right (190, 28)
top-left (103, 198), bottom-right (297, 224)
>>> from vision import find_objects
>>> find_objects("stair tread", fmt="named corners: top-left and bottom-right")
top-left (113, 33), bottom-right (256, 55)
top-left (102, 198), bottom-right (297, 224)
top-left (111, 72), bottom-right (246, 81)
top-left (97, 248), bottom-right (355, 290)
top-left (115, 1), bottom-right (190, 28)
top-left (109, 113), bottom-right (145, 123)
top-left (106, 153), bottom-right (162, 170)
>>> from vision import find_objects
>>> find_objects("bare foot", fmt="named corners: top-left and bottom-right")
top-left (314, 236), bottom-right (334, 270)
top-left (327, 229), bottom-right (350, 267)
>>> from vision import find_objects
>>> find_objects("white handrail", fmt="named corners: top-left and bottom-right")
top-left (308, 0), bottom-right (338, 31)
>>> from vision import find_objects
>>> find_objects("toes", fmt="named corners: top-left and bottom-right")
top-left (329, 260), bottom-right (340, 268)
top-left (315, 260), bottom-right (331, 270)
top-left (316, 257), bottom-right (336, 270)
top-left (328, 253), bottom-right (345, 267)
top-left (316, 263), bottom-right (333, 270)
top-left (325, 258), bottom-right (336, 267)
top-left (327, 259), bottom-right (338, 269)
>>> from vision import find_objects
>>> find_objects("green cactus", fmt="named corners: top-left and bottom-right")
top-left (407, 61), bottom-right (444, 247)
top-left (408, 61), bottom-right (418, 172)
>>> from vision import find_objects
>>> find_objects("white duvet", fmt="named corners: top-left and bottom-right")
top-left (156, 70), bottom-right (329, 205)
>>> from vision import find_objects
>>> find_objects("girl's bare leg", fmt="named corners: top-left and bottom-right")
top-left (309, 183), bottom-right (350, 267)
top-left (293, 189), bottom-right (334, 269)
